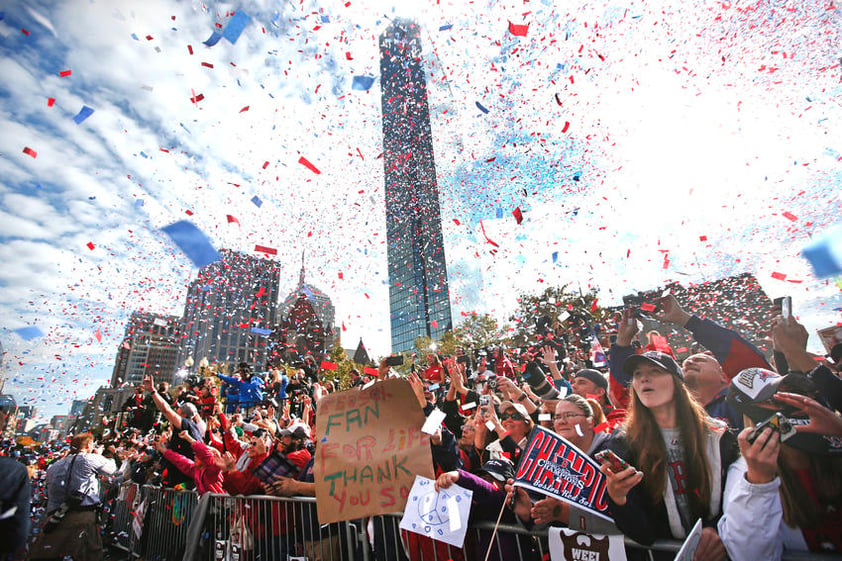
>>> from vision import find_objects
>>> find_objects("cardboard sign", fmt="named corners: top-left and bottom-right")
top-left (514, 426), bottom-right (613, 522)
top-left (549, 528), bottom-right (626, 561)
top-left (399, 475), bottom-right (473, 548)
top-left (314, 378), bottom-right (434, 524)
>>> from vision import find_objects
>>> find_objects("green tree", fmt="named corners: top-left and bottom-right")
top-left (452, 312), bottom-right (508, 349)
top-left (508, 285), bottom-right (611, 348)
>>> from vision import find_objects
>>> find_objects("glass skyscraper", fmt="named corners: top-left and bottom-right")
top-left (380, 20), bottom-right (453, 352)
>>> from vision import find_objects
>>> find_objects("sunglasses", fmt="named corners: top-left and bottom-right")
top-left (500, 412), bottom-right (525, 421)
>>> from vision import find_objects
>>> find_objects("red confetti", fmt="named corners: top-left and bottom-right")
top-left (363, 367), bottom-right (379, 376)
top-left (21, 28), bottom-right (30, 36)
top-left (262, 161), bottom-right (269, 169)
top-left (771, 272), bottom-right (787, 281)
top-left (239, 106), bottom-right (250, 113)
top-left (431, 320), bottom-right (438, 329)
top-left (298, 156), bottom-right (321, 174)
top-left (513, 207), bottom-right (523, 224)
top-left (345, 52), bottom-right (353, 60)
top-left (508, 22), bottom-right (529, 36)
top-left (94, 330), bottom-right (102, 343)
top-left (201, 62), bottom-right (214, 68)
top-left (453, 219), bottom-right (461, 225)
top-left (47, 98), bottom-right (55, 107)
top-left (320, 360), bottom-right (338, 371)
top-left (699, 235), bottom-right (707, 241)
top-left (782, 211), bottom-right (797, 222)
top-left (640, 302), bottom-right (656, 312)
top-left (190, 93), bottom-right (205, 103)
top-left (59, 70), bottom-right (72, 77)
top-left (187, 45), bottom-right (194, 55)
top-left (338, 272), bottom-right (344, 279)
top-left (86, 242), bottom-right (95, 250)
top-left (22, 147), bottom-right (37, 158)
top-left (145, 35), bottom-right (153, 41)
top-left (561, 121), bottom-right (570, 133)
top-left (226, 215), bottom-right (240, 225)
top-left (591, 299), bottom-right (599, 312)
top-left (254, 244), bottom-right (277, 255)
top-left (479, 220), bottom-right (499, 248)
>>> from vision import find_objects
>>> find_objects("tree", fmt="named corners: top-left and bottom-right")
top-left (508, 285), bottom-right (612, 349)
top-left (452, 312), bottom-right (508, 350)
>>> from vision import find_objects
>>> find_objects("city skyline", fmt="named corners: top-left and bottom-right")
top-left (1, 1), bottom-right (839, 420)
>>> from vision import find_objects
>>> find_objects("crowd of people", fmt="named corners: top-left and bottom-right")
top-left (2, 294), bottom-right (841, 561)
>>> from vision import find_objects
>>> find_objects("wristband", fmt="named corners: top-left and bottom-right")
top-left (517, 393), bottom-right (527, 402)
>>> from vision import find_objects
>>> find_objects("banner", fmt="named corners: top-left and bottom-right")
top-left (314, 378), bottom-right (434, 524)
top-left (514, 426), bottom-right (613, 522)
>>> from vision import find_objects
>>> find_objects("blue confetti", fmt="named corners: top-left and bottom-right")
top-left (15, 326), bottom-right (44, 340)
top-left (140, 151), bottom-right (148, 159)
top-left (552, 251), bottom-right (558, 263)
top-left (131, 33), bottom-right (139, 41)
top-left (160, 220), bottom-right (221, 268)
top-left (496, 208), bottom-right (503, 219)
top-left (135, 199), bottom-right (145, 208)
top-left (352, 76), bottom-right (376, 91)
top-left (250, 327), bottom-right (273, 336)
top-left (251, 196), bottom-right (263, 207)
top-left (223, 11), bottom-right (251, 44)
top-left (476, 101), bottom-right (489, 114)
top-left (439, 23), bottom-right (452, 31)
top-left (802, 223), bottom-right (842, 278)
top-left (320, 15), bottom-right (330, 23)
top-left (203, 31), bottom-right (222, 47)
top-left (73, 106), bottom-right (94, 124)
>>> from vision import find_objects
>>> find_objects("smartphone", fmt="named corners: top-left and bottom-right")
top-left (384, 355), bottom-right (404, 367)
top-left (594, 449), bottom-right (632, 474)
top-left (748, 412), bottom-right (796, 444)
top-left (781, 296), bottom-right (792, 319)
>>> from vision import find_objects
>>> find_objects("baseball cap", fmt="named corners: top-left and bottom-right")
top-left (498, 401), bottom-right (530, 419)
top-left (478, 458), bottom-right (515, 482)
top-left (573, 369), bottom-right (608, 391)
top-left (623, 351), bottom-right (684, 380)
top-left (280, 422), bottom-right (311, 440)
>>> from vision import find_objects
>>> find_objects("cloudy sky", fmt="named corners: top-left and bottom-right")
top-left (0, 0), bottom-right (840, 420)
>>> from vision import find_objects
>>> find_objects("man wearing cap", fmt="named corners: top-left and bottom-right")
top-left (571, 368), bottom-right (626, 427)
top-left (277, 422), bottom-right (312, 470)
top-left (610, 295), bottom-right (770, 428)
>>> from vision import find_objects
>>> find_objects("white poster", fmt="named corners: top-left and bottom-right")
top-left (399, 475), bottom-right (473, 548)
top-left (549, 527), bottom-right (627, 561)
top-left (674, 519), bottom-right (703, 561)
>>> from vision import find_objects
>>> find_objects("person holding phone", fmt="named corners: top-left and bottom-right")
top-left (601, 351), bottom-right (739, 561)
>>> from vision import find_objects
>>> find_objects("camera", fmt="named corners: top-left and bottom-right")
top-left (522, 361), bottom-right (560, 400)
top-left (384, 355), bottom-right (404, 367)
top-left (486, 376), bottom-right (498, 390)
top-left (748, 412), bottom-right (796, 444)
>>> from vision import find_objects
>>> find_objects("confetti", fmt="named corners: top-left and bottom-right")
top-left (73, 105), bottom-right (95, 124)
top-left (802, 223), bottom-right (842, 278)
top-left (226, 215), bottom-right (240, 225)
top-left (203, 31), bottom-right (222, 47)
top-left (513, 207), bottom-right (523, 224)
top-left (59, 69), bottom-right (72, 77)
top-left (86, 242), bottom-right (95, 250)
top-left (250, 196), bottom-right (262, 207)
top-left (223, 11), bottom-right (251, 44)
top-left (352, 76), bottom-right (375, 90)
top-left (508, 22), bottom-right (529, 37)
top-left (475, 101), bottom-right (489, 114)
top-left (254, 244), bottom-right (277, 255)
top-left (47, 97), bottom-right (55, 107)
top-left (15, 326), bottom-right (44, 340)
top-left (298, 156), bottom-right (321, 174)
top-left (160, 220), bottom-right (221, 268)
top-left (22, 147), bottom-right (37, 158)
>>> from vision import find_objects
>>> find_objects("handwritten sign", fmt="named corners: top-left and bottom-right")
top-left (314, 378), bottom-right (434, 524)
top-left (399, 475), bottom-right (473, 548)
top-left (514, 426), bottom-right (613, 522)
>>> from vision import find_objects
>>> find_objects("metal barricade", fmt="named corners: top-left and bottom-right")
top-left (184, 493), bottom-right (363, 561)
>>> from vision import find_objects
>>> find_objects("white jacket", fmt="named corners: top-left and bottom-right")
top-left (717, 456), bottom-right (808, 561)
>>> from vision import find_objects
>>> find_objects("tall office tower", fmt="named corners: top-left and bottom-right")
top-left (179, 249), bottom-right (281, 369)
top-left (380, 19), bottom-right (453, 352)
top-left (110, 311), bottom-right (182, 386)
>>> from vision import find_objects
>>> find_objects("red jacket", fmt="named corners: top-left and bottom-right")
top-left (163, 441), bottom-right (224, 495)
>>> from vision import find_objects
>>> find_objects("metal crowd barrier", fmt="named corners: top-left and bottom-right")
top-left (97, 485), bottom-right (841, 561)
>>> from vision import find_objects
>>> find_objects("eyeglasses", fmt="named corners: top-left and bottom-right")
top-left (553, 412), bottom-right (587, 421)
top-left (500, 412), bottom-right (525, 421)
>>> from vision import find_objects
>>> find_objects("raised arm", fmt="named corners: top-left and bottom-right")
top-left (143, 375), bottom-right (182, 429)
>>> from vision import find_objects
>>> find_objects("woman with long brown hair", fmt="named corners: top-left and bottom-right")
top-left (602, 350), bottom-right (739, 560)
